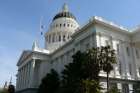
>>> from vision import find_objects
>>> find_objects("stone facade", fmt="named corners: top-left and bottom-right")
top-left (16, 4), bottom-right (140, 93)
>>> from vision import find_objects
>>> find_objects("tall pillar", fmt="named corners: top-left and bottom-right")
top-left (24, 65), bottom-right (27, 88)
top-left (29, 59), bottom-right (36, 87)
top-left (117, 83), bottom-right (122, 92)
top-left (18, 70), bottom-right (21, 90)
top-left (26, 62), bottom-right (30, 88)
top-left (129, 84), bottom-right (133, 93)
top-left (119, 42), bottom-right (127, 79)
top-left (23, 66), bottom-right (25, 89)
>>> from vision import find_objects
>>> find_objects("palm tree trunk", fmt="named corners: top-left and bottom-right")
top-left (107, 72), bottom-right (109, 92)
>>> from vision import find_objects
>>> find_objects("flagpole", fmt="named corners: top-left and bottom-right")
top-left (36, 16), bottom-right (45, 48)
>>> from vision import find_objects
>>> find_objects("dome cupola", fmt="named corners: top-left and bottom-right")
top-left (53, 3), bottom-right (76, 21)
top-left (45, 4), bottom-right (79, 52)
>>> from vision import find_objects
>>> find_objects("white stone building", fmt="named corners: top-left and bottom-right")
top-left (16, 4), bottom-right (140, 93)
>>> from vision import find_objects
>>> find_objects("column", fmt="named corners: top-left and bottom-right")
top-left (29, 59), bottom-right (36, 88)
top-left (18, 69), bottom-right (21, 90)
top-left (124, 44), bottom-right (131, 78)
top-left (27, 62), bottom-right (30, 88)
top-left (90, 33), bottom-right (93, 48)
top-left (23, 66), bottom-right (25, 89)
top-left (129, 84), bottom-right (133, 93)
top-left (117, 83), bottom-right (122, 92)
top-left (17, 70), bottom-right (20, 90)
top-left (132, 47), bottom-right (139, 79)
top-left (119, 42), bottom-right (127, 79)
top-left (24, 65), bottom-right (27, 88)
top-left (96, 34), bottom-right (101, 47)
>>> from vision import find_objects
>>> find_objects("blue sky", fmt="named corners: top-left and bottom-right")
top-left (0, 0), bottom-right (140, 87)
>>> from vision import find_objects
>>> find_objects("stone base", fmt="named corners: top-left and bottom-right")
top-left (16, 88), bottom-right (38, 93)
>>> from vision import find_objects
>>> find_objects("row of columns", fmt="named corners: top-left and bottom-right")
top-left (96, 33), bottom-right (136, 79)
top-left (16, 59), bottom-right (36, 90)
top-left (46, 32), bottom-right (71, 44)
top-left (100, 82), bottom-right (133, 93)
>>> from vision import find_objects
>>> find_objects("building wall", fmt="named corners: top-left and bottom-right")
top-left (39, 22), bottom-right (140, 93)
top-left (16, 20), bottom-right (140, 93)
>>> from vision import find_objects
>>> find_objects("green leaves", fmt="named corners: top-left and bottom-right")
top-left (82, 79), bottom-right (101, 93)
top-left (38, 46), bottom-right (117, 93)
top-left (38, 69), bottom-right (60, 93)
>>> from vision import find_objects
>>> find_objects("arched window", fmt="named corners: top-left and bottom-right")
top-left (63, 24), bottom-right (66, 27)
top-left (60, 24), bottom-right (62, 27)
top-left (67, 24), bottom-right (69, 27)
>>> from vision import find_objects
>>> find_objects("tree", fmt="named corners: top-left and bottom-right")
top-left (61, 51), bottom-right (86, 93)
top-left (84, 47), bottom-right (102, 81)
top-left (106, 86), bottom-right (120, 93)
top-left (7, 85), bottom-right (15, 93)
top-left (0, 88), bottom-right (8, 93)
top-left (37, 69), bottom-right (60, 93)
top-left (82, 79), bottom-right (101, 93)
top-left (133, 82), bottom-right (140, 93)
top-left (61, 49), bottom-right (103, 93)
top-left (101, 46), bottom-right (116, 91)
top-left (38, 46), bottom-right (116, 93)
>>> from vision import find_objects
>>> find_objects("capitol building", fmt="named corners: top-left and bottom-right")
top-left (16, 4), bottom-right (140, 93)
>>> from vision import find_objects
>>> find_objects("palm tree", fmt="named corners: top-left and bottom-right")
top-left (101, 46), bottom-right (116, 91)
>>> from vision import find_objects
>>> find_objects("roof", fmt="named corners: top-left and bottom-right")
top-left (53, 12), bottom-right (76, 21)
top-left (53, 3), bottom-right (76, 21)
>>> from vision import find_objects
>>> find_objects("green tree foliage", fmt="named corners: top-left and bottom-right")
top-left (61, 51), bottom-right (86, 93)
top-left (106, 86), bottom-right (120, 93)
top-left (82, 79), bottom-right (101, 93)
top-left (100, 46), bottom-right (116, 91)
top-left (0, 88), bottom-right (8, 93)
top-left (37, 69), bottom-right (60, 93)
top-left (133, 82), bottom-right (140, 93)
top-left (7, 85), bottom-right (15, 93)
top-left (38, 46), bottom-right (116, 93)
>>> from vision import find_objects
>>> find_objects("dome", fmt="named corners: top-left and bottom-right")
top-left (53, 12), bottom-right (76, 21)
top-left (53, 3), bottom-right (76, 21)
top-left (45, 3), bottom-right (79, 53)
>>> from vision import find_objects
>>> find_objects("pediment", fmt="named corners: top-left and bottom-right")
top-left (17, 50), bottom-right (32, 66)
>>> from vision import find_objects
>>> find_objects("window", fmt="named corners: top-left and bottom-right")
top-left (56, 24), bottom-right (58, 27)
top-left (117, 44), bottom-right (119, 54)
top-left (49, 35), bottom-right (51, 43)
top-left (110, 83), bottom-right (117, 89)
top-left (129, 63), bottom-right (132, 75)
top-left (52, 34), bottom-right (55, 42)
top-left (46, 35), bottom-right (48, 42)
top-left (63, 35), bottom-right (65, 41)
top-left (68, 35), bottom-right (69, 39)
top-left (60, 24), bottom-right (62, 27)
top-left (136, 49), bottom-right (139, 58)
top-left (85, 43), bottom-right (90, 50)
top-left (59, 35), bottom-right (61, 41)
top-left (63, 24), bottom-right (65, 27)
top-left (122, 84), bottom-right (129, 93)
top-left (119, 61), bottom-right (122, 75)
top-left (105, 40), bottom-right (109, 46)
top-left (126, 47), bottom-right (130, 56)
top-left (67, 24), bottom-right (69, 27)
